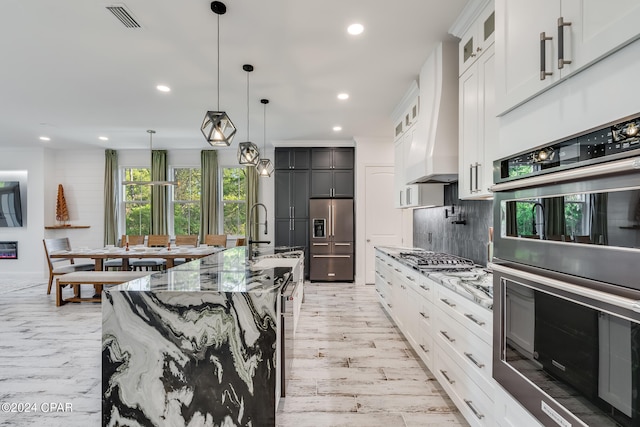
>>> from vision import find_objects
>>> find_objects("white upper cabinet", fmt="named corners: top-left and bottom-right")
top-left (459, 44), bottom-right (497, 199)
top-left (456, 1), bottom-right (497, 200)
top-left (459, 2), bottom-right (496, 76)
top-left (496, 0), bottom-right (640, 115)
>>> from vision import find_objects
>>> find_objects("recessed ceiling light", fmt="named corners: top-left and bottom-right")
top-left (333, 126), bottom-right (342, 132)
top-left (337, 93), bottom-right (349, 100)
top-left (39, 136), bottom-right (50, 141)
top-left (99, 136), bottom-right (109, 141)
top-left (347, 23), bottom-right (364, 35)
top-left (156, 85), bottom-right (171, 92)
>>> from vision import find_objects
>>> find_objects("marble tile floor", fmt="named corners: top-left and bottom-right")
top-left (0, 277), bottom-right (467, 427)
top-left (276, 283), bottom-right (467, 427)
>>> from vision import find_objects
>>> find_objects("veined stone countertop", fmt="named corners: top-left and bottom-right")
top-left (111, 246), bottom-right (299, 293)
top-left (102, 246), bottom-right (303, 427)
top-left (375, 246), bottom-right (493, 310)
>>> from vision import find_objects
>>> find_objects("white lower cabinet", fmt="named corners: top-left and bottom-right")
top-left (374, 251), bottom-right (496, 427)
top-left (435, 349), bottom-right (495, 427)
top-left (494, 384), bottom-right (543, 427)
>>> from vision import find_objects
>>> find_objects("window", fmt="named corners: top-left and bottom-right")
top-left (122, 168), bottom-right (151, 235)
top-left (172, 168), bottom-right (201, 236)
top-left (221, 167), bottom-right (246, 236)
top-left (564, 194), bottom-right (588, 237)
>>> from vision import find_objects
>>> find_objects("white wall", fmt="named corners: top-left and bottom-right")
top-left (354, 136), bottom-right (395, 285)
top-left (0, 148), bottom-right (47, 279)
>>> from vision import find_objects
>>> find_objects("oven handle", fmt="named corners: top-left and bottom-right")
top-left (492, 263), bottom-right (640, 313)
top-left (490, 156), bottom-right (640, 192)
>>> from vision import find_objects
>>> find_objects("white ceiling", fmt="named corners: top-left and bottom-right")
top-left (0, 0), bottom-right (468, 151)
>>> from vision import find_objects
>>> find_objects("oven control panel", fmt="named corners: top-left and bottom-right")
top-left (495, 114), bottom-right (640, 183)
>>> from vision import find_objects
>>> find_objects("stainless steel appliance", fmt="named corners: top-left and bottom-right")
top-left (309, 198), bottom-right (354, 281)
top-left (491, 114), bottom-right (640, 427)
top-left (397, 251), bottom-right (476, 271)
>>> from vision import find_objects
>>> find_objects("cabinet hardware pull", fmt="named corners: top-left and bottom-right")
top-left (540, 32), bottom-right (553, 80)
top-left (464, 399), bottom-right (485, 420)
top-left (419, 344), bottom-right (429, 353)
top-left (476, 46), bottom-right (482, 53)
top-left (387, 281), bottom-right (393, 286)
top-left (440, 330), bottom-right (455, 343)
top-left (394, 268), bottom-right (401, 273)
top-left (464, 313), bottom-right (486, 326)
top-left (441, 298), bottom-right (456, 308)
top-left (387, 303), bottom-right (392, 308)
top-left (313, 243), bottom-right (329, 246)
top-left (464, 352), bottom-right (485, 368)
top-left (419, 285), bottom-right (430, 291)
top-left (469, 164), bottom-right (474, 192)
top-left (406, 275), bottom-right (415, 281)
top-left (557, 17), bottom-right (572, 69)
top-left (419, 312), bottom-right (429, 319)
top-left (440, 370), bottom-right (455, 384)
top-left (474, 162), bottom-right (480, 192)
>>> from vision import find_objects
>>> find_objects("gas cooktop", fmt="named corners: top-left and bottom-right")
top-left (398, 251), bottom-right (475, 271)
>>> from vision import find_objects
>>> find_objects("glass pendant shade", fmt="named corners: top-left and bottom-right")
top-left (201, 110), bottom-right (236, 147)
top-left (238, 141), bottom-right (260, 165)
top-left (256, 98), bottom-right (273, 177)
top-left (237, 64), bottom-right (260, 165)
top-left (202, 2), bottom-right (235, 147)
top-left (256, 158), bottom-right (274, 177)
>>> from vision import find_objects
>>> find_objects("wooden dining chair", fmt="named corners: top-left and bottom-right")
top-left (174, 235), bottom-right (199, 266)
top-left (175, 235), bottom-right (199, 246)
top-left (235, 237), bottom-right (246, 246)
top-left (43, 238), bottom-right (95, 294)
top-left (104, 235), bottom-right (145, 270)
top-left (205, 234), bottom-right (228, 247)
top-left (131, 235), bottom-right (169, 271)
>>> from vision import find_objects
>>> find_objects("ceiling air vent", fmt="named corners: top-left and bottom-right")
top-left (106, 5), bottom-right (141, 28)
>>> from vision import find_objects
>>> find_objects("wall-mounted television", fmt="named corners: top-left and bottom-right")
top-left (0, 181), bottom-right (23, 227)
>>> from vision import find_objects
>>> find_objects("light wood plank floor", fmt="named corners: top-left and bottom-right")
top-left (0, 278), bottom-right (466, 427)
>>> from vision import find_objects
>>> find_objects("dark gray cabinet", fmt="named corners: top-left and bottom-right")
top-left (274, 153), bottom-right (310, 276)
top-left (310, 169), bottom-right (354, 198)
top-left (310, 148), bottom-right (354, 198)
top-left (311, 148), bottom-right (354, 169)
top-left (275, 148), bottom-right (310, 170)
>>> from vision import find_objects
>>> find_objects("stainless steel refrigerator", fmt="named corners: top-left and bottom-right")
top-left (309, 198), bottom-right (354, 281)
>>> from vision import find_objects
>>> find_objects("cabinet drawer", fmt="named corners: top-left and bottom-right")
top-left (434, 284), bottom-right (492, 345)
top-left (414, 330), bottom-right (434, 371)
top-left (310, 255), bottom-right (353, 281)
top-left (434, 350), bottom-right (494, 427)
top-left (434, 304), bottom-right (494, 392)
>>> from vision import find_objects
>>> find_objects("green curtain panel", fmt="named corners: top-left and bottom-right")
top-left (246, 166), bottom-right (259, 240)
top-left (543, 196), bottom-right (566, 238)
top-left (103, 149), bottom-right (119, 245)
top-left (200, 150), bottom-right (219, 242)
top-left (150, 150), bottom-right (168, 234)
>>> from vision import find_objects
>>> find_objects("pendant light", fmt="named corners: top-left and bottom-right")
top-left (256, 99), bottom-right (275, 177)
top-left (201, 1), bottom-right (236, 147)
top-left (237, 64), bottom-right (260, 165)
top-left (123, 130), bottom-right (178, 186)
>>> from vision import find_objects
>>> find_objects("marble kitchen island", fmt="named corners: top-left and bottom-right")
top-left (102, 246), bottom-right (299, 427)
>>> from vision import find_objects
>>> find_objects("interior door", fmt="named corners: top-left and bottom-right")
top-left (365, 166), bottom-right (403, 284)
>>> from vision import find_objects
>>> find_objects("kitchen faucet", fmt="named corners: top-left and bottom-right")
top-left (248, 203), bottom-right (271, 260)
top-left (531, 202), bottom-right (545, 239)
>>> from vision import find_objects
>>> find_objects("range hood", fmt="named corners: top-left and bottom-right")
top-left (406, 41), bottom-right (459, 184)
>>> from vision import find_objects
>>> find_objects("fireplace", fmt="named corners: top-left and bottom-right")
top-left (0, 241), bottom-right (18, 259)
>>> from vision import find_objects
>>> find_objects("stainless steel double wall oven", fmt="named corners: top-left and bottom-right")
top-left (491, 114), bottom-right (640, 427)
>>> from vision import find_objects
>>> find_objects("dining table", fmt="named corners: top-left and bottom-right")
top-left (49, 245), bottom-right (224, 271)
